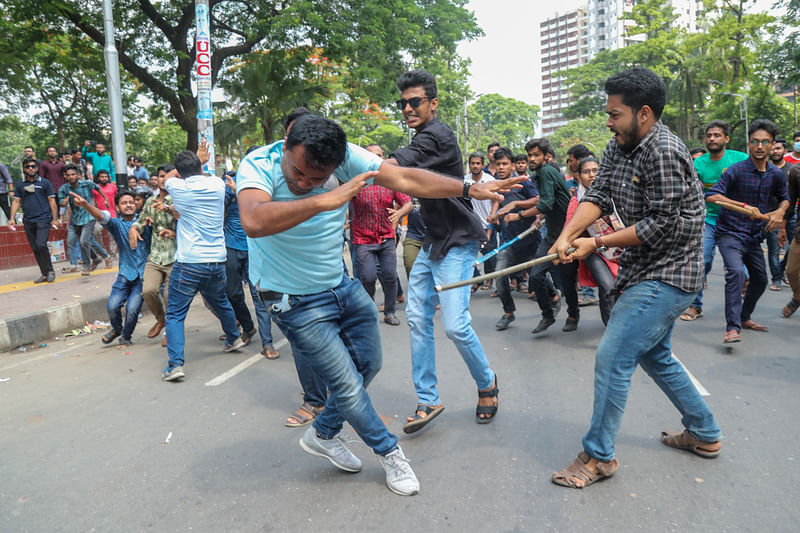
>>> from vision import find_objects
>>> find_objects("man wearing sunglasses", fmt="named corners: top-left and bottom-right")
top-left (8, 159), bottom-right (59, 283)
top-left (387, 70), bottom-right (503, 433)
top-left (706, 119), bottom-right (790, 343)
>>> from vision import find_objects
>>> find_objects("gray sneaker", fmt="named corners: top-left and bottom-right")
top-left (377, 446), bottom-right (419, 496)
top-left (299, 427), bottom-right (362, 472)
top-left (223, 336), bottom-right (246, 352)
top-left (162, 366), bottom-right (185, 382)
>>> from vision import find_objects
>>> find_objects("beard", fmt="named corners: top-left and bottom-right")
top-left (614, 119), bottom-right (640, 153)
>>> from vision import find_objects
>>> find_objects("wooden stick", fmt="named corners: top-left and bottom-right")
top-left (435, 247), bottom-right (576, 292)
top-left (713, 200), bottom-right (770, 221)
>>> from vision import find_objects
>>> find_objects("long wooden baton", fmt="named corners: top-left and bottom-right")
top-left (474, 221), bottom-right (541, 266)
top-left (714, 200), bottom-right (770, 221)
top-left (436, 247), bottom-right (577, 292)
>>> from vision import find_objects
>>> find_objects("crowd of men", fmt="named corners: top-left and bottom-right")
top-left (4, 66), bottom-right (799, 497)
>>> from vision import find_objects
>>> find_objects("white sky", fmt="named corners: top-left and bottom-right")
top-left (458, 0), bottom-right (779, 109)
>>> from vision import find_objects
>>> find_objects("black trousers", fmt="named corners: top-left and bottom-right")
top-left (24, 220), bottom-right (54, 276)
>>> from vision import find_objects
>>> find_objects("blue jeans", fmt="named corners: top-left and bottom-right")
top-left (107, 276), bottom-right (143, 339)
top-left (717, 234), bottom-right (767, 332)
top-left (691, 222), bottom-right (717, 309)
top-left (165, 262), bottom-right (240, 370)
top-left (265, 275), bottom-right (398, 455)
top-left (407, 241), bottom-right (495, 407)
top-left (582, 281), bottom-right (720, 462)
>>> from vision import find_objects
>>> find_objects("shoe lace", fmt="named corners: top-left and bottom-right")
top-left (385, 451), bottom-right (413, 476)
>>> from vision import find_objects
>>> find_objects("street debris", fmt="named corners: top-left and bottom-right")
top-left (0, 377), bottom-right (10, 383)
top-left (161, 432), bottom-right (173, 444)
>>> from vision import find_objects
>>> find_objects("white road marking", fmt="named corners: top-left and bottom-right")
top-left (672, 352), bottom-right (710, 397)
top-left (205, 338), bottom-right (289, 387)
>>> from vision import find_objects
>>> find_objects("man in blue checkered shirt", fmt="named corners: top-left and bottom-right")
top-left (549, 67), bottom-right (722, 489)
top-left (706, 119), bottom-right (789, 343)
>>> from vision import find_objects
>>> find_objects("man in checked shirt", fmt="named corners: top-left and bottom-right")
top-left (549, 67), bottom-right (722, 488)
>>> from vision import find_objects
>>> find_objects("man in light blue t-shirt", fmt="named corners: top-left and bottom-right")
top-left (160, 150), bottom-right (245, 382)
top-left (237, 114), bottom-right (521, 497)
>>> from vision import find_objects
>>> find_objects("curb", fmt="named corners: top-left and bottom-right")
top-left (0, 295), bottom-right (147, 351)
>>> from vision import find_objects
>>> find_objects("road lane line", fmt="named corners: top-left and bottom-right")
top-left (672, 352), bottom-right (710, 397)
top-left (205, 338), bottom-right (289, 387)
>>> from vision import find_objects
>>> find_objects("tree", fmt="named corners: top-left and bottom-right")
top-left (548, 113), bottom-right (611, 162)
top-left (465, 94), bottom-right (540, 154)
top-left (4, 0), bottom-right (480, 149)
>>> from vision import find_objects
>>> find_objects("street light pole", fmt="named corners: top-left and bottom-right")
top-left (101, 0), bottom-right (127, 185)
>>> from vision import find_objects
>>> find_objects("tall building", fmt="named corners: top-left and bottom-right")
top-left (541, 0), bottom-right (699, 136)
top-left (540, 8), bottom-right (589, 136)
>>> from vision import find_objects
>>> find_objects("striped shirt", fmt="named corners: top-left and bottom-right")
top-left (582, 121), bottom-right (705, 293)
top-left (350, 185), bottom-right (411, 245)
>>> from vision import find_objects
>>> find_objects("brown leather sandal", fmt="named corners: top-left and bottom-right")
top-left (552, 451), bottom-right (619, 488)
top-left (660, 429), bottom-right (721, 458)
top-left (285, 402), bottom-right (324, 428)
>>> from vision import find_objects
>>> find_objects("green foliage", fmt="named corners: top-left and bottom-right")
top-left (548, 113), bottom-right (611, 162)
top-left (3, 0), bottom-right (480, 149)
top-left (558, 0), bottom-right (782, 148)
top-left (465, 94), bottom-right (540, 154)
top-left (0, 115), bottom-right (40, 181)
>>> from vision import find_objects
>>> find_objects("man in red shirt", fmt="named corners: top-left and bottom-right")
top-left (93, 169), bottom-right (118, 260)
top-left (350, 181), bottom-right (412, 325)
top-left (784, 131), bottom-right (800, 164)
top-left (39, 146), bottom-right (65, 192)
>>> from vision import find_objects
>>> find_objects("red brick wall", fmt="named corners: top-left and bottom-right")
top-left (0, 226), bottom-right (111, 270)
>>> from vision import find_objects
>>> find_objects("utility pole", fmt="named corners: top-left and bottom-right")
top-left (195, 0), bottom-right (215, 174)
top-left (101, 0), bottom-right (127, 185)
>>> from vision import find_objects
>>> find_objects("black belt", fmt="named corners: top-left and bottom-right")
top-left (257, 290), bottom-right (285, 302)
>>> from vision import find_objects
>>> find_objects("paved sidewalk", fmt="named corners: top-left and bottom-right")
top-left (0, 263), bottom-right (128, 351)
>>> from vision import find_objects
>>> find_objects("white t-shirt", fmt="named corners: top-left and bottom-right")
top-left (465, 172), bottom-right (495, 229)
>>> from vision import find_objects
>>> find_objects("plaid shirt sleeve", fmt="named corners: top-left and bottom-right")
top-left (633, 137), bottom-right (701, 249)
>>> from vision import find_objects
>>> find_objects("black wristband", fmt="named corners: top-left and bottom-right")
top-left (517, 207), bottom-right (526, 218)
top-left (462, 182), bottom-right (471, 198)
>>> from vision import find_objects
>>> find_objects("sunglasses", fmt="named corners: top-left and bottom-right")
top-left (395, 96), bottom-right (429, 110)
top-left (24, 165), bottom-right (37, 169)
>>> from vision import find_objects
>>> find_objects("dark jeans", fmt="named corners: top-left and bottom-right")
top-left (780, 215), bottom-right (797, 274)
top-left (24, 220), bottom-right (54, 276)
top-left (495, 243), bottom-right (535, 314)
top-left (718, 234), bottom-right (767, 332)
top-left (107, 276), bottom-right (143, 339)
top-left (473, 233), bottom-right (498, 277)
top-left (0, 192), bottom-right (10, 221)
top-left (355, 239), bottom-right (398, 315)
top-left (765, 229), bottom-right (782, 283)
top-left (561, 253), bottom-right (617, 325)
top-left (225, 248), bottom-right (273, 346)
top-left (531, 240), bottom-right (576, 320)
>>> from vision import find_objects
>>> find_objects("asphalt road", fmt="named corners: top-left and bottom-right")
top-left (1, 261), bottom-right (798, 532)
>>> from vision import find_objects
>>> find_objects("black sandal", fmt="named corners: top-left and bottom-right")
top-left (102, 330), bottom-right (120, 344)
top-left (403, 403), bottom-right (445, 434)
top-left (476, 376), bottom-right (499, 424)
top-left (783, 298), bottom-right (800, 318)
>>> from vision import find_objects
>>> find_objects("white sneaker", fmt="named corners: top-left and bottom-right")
top-left (223, 336), bottom-right (246, 352)
top-left (377, 446), bottom-right (419, 496)
top-left (299, 427), bottom-right (362, 472)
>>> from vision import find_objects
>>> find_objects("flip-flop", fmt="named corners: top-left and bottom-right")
top-left (723, 330), bottom-right (740, 343)
top-left (783, 298), bottom-right (800, 318)
top-left (741, 320), bottom-right (768, 332)
top-left (261, 345), bottom-right (280, 359)
top-left (403, 404), bottom-right (445, 434)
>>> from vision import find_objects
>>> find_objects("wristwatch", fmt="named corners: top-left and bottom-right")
top-left (462, 182), bottom-right (471, 198)
top-left (594, 235), bottom-right (608, 252)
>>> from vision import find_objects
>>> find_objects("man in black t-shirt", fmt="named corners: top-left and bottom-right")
top-left (388, 70), bottom-right (515, 433)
